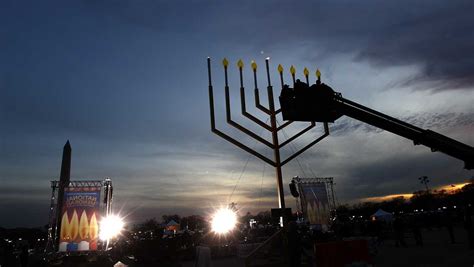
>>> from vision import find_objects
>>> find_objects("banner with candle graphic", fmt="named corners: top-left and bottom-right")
top-left (299, 182), bottom-right (330, 225)
top-left (58, 186), bottom-right (101, 252)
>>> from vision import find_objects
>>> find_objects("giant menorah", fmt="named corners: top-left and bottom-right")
top-left (207, 57), bottom-right (329, 225)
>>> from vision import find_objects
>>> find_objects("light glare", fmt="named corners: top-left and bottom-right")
top-left (99, 214), bottom-right (124, 241)
top-left (211, 208), bottom-right (237, 234)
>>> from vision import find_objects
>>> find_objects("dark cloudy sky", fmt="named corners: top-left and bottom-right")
top-left (1, 0), bottom-right (473, 227)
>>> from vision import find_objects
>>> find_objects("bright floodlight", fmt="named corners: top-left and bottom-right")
top-left (99, 214), bottom-right (124, 241)
top-left (211, 208), bottom-right (237, 234)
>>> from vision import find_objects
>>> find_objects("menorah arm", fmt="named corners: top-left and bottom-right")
top-left (254, 89), bottom-right (271, 115)
top-left (279, 122), bottom-right (316, 149)
top-left (240, 87), bottom-right (272, 131)
top-left (225, 86), bottom-right (274, 148)
top-left (211, 128), bottom-right (276, 167)
top-left (209, 84), bottom-right (275, 167)
top-left (277, 121), bottom-right (293, 131)
top-left (281, 122), bottom-right (329, 166)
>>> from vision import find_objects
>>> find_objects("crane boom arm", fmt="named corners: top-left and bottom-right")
top-left (279, 80), bottom-right (474, 169)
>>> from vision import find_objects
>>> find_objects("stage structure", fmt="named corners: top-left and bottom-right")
top-left (46, 179), bottom-right (113, 253)
top-left (291, 177), bottom-right (336, 227)
top-left (207, 57), bottom-right (330, 225)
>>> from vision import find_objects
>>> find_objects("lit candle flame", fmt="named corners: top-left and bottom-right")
top-left (290, 65), bottom-right (296, 75)
top-left (237, 59), bottom-right (244, 69)
top-left (277, 64), bottom-right (283, 73)
top-left (251, 60), bottom-right (257, 71)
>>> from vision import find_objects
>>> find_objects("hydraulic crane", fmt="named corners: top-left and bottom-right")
top-left (279, 78), bottom-right (474, 170)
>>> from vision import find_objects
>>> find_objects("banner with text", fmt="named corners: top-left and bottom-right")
top-left (58, 186), bottom-right (101, 252)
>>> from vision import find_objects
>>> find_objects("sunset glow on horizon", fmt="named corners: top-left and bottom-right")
top-left (361, 181), bottom-right (471, 203)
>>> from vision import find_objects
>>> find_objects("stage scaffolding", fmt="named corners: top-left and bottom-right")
top-left (291, 176), bottom-right (337, 216)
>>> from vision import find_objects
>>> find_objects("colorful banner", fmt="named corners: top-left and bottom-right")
top-left (299, 182), bottom-right (330, 225)
top-left (58, 186), bottom-right (101, 252)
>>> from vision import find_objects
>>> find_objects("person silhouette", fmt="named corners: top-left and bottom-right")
top-left (393, 215), bottom-right (406, 247)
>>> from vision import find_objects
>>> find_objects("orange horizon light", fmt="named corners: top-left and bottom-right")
top-left (361, 181), bottom-right (470, 203)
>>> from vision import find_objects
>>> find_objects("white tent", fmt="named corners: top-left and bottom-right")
top-left (371, 209), bottom-right (393, 222)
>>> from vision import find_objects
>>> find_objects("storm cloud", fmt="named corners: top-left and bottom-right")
top-left (79, 0), bottom-right (474, 91)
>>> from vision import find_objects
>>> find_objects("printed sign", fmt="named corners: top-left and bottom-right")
top-left (58, 186), bottom-right (101, 252)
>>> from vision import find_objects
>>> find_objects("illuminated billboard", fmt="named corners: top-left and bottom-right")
top-left (58, 186), bottom-right (101, 252)
top-left (299, 182), bottom-right (330, 225)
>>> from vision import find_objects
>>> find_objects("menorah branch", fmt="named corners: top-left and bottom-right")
top-left (277, 121), bottom-right (293, 131)
top-left (211, 127), bottom-right (276, 167)
top-left (225, 85), bottom-right (274, 148)
top-left (240, 87), bottom-right (272, 131)
top-left (279, 121), bottom-right (316, 149)
top-left (281, 122), bottom-right (329, 166)
top-left (208, 72), bottom-right (275, 166)
top-left (254, 89), bottom-right (271, 115)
